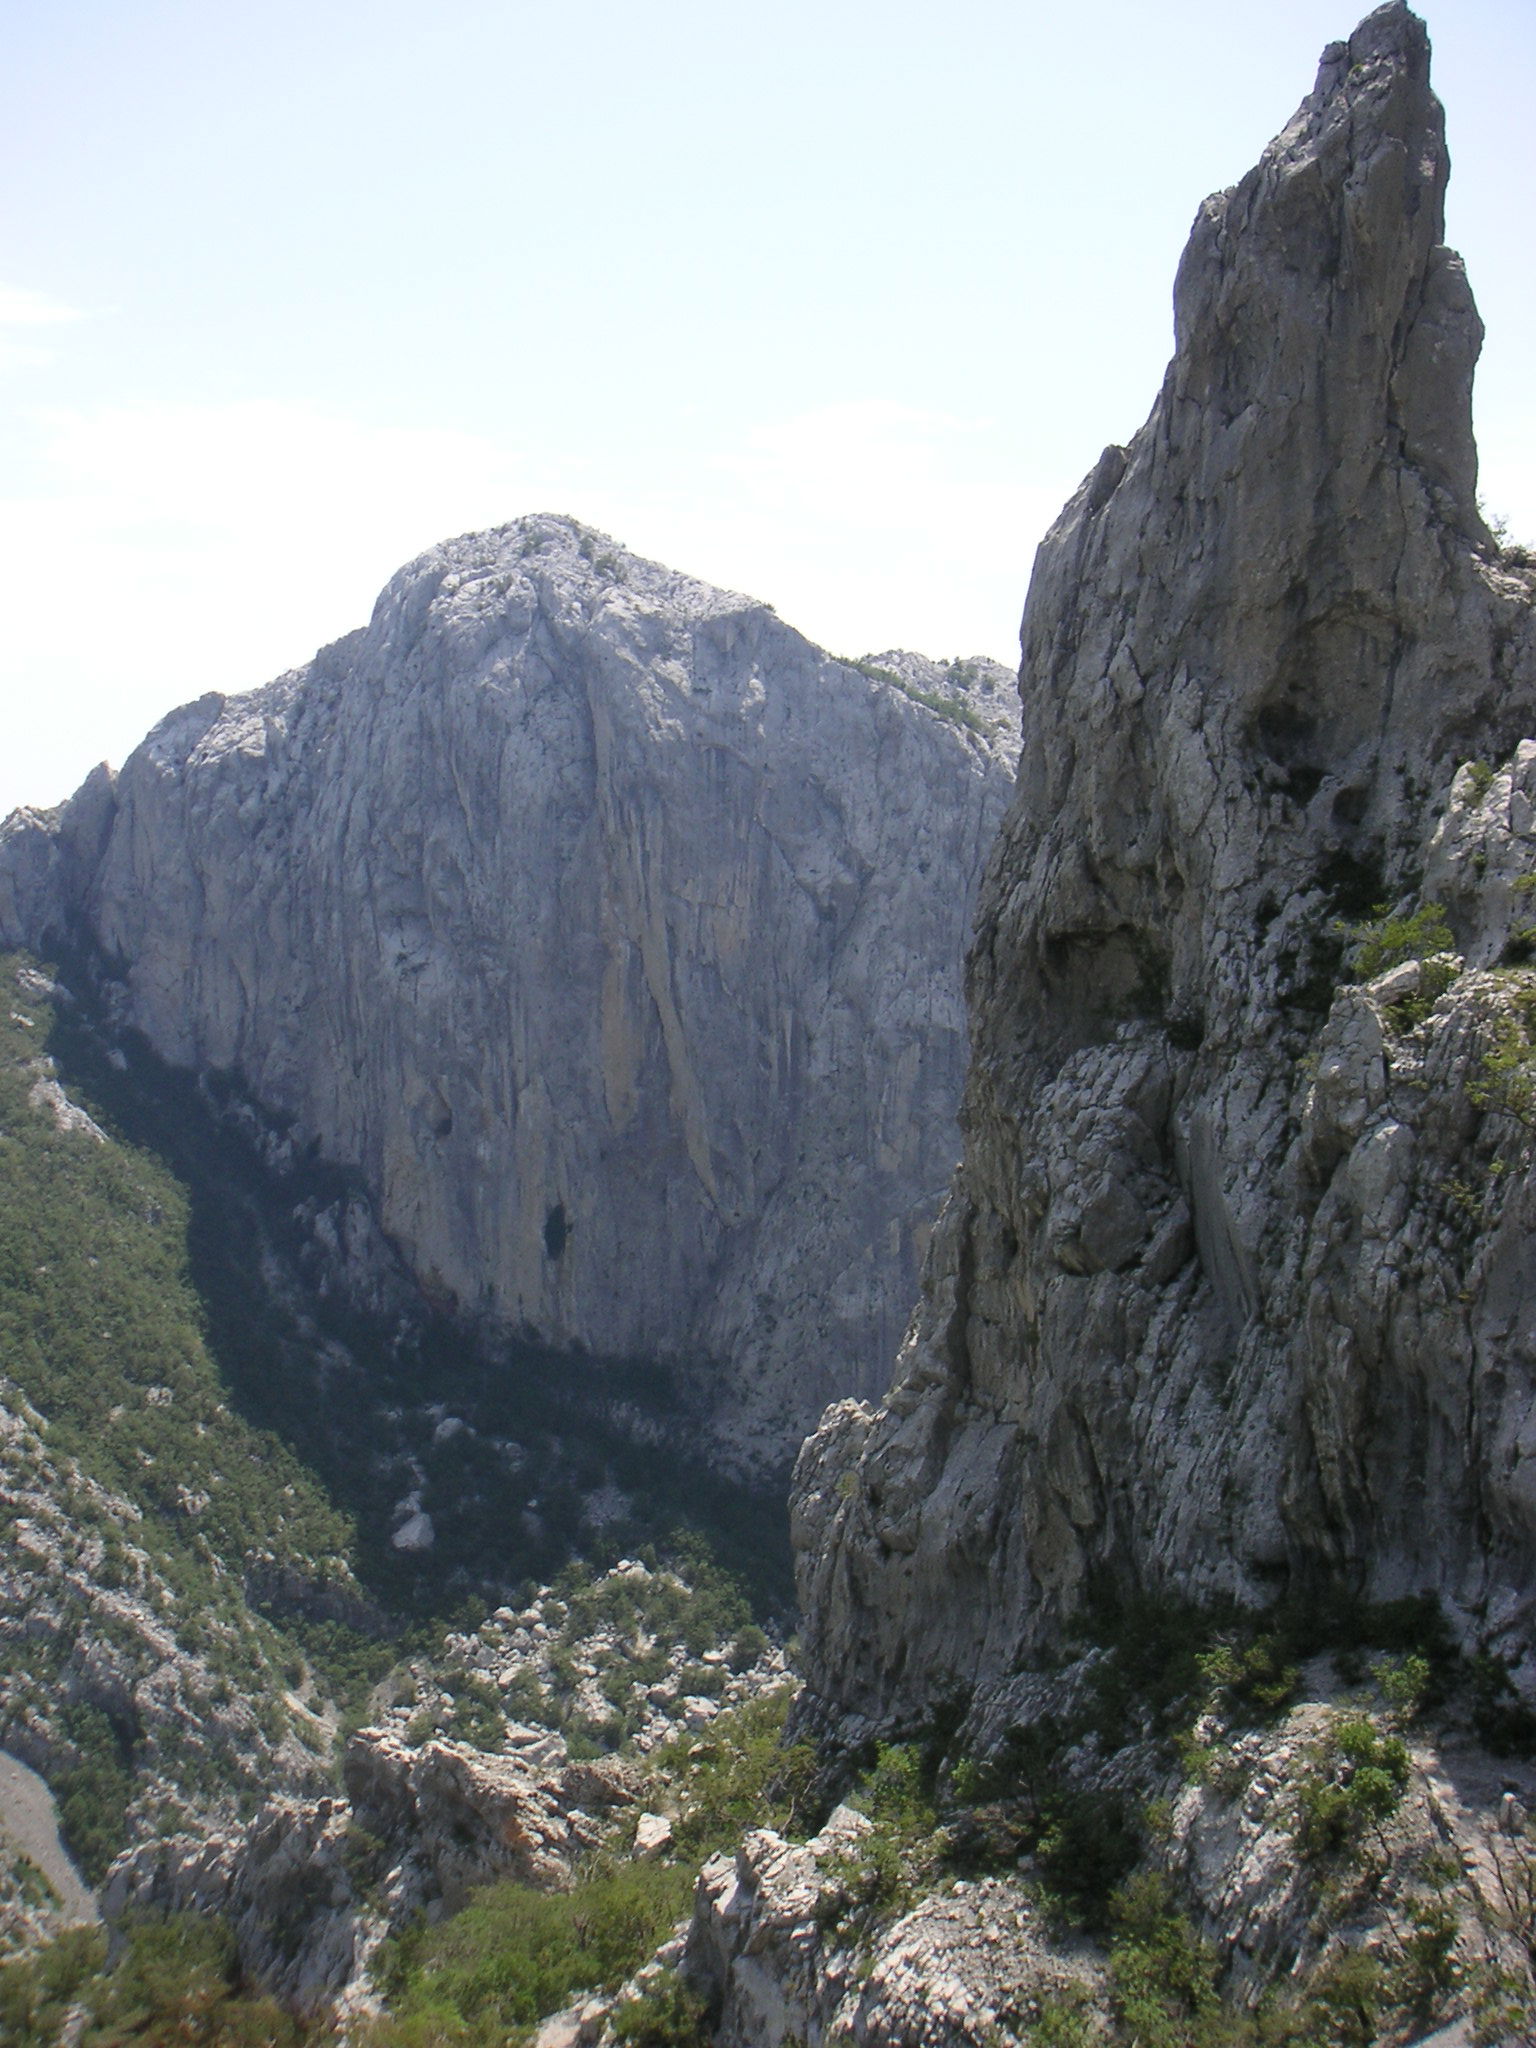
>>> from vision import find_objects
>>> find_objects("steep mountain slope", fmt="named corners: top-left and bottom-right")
top-left (0, 958), bottom-right (354, 1881)
top-left (794, 0), bottom-right (1536, 1730)
top-left (0, 519), bottom-right (1018, 1471)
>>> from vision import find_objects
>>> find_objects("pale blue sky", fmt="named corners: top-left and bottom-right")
top-left (2, 0), bottom-right (1532, 816)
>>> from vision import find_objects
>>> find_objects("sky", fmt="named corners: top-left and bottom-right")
top-left (2, 0), bottom-right (1533, 819)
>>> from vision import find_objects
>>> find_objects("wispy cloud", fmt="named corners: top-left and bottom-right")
top-left (0, 285), bottom-right (84, 327)
top-left (0, 284), bottom-right (86, 371)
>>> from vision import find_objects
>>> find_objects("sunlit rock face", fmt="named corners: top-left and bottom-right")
top-left (793, 2), bottom-right (1536, 1729)
top-left (0, 518), bottom-right (1019, 1469)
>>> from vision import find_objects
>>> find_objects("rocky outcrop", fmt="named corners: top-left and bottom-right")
top-left (684, 1814), bottom-right (1103, 2048)
top-left (675, 1671), bottom-right (1536, 2048)
top-left (794, 3), bottom-right (1536, 1729)
top-left (95, 1553), bottom-right (794, 2011)
top-left (0, 522), bottom-right (1018, 1468)
top-left (100, 1732), bottom-right (638, 2011)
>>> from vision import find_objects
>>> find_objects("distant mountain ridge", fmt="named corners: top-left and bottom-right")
top-left (0, 516), bottom-right (1019, 1471)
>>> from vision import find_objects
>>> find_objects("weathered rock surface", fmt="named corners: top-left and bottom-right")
top-left (0, 521), bottom-right (1018, 1467)
top-left (673, 1668), bottom-right (1536, 2048)
top-left (794, 3), bottom-right (1536, 1728)
top-left (683, 1812), bottom-right (1103, 2048)
top-left (99, 1731), bottom-right (637, 2012)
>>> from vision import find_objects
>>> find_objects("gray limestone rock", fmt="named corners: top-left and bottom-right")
top-left (794, 3), bottom-right (1536, 1730)
top-left (681, 1812), bottom-right (1104, 2048)
top-left (0, 520), bottom-right (1018, 1467)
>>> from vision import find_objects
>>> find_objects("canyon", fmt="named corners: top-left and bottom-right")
top-left (4, 4), bottom-right (1536, 2043)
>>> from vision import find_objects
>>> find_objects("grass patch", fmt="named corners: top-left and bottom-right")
top-left (368, 1861), bottom-right (695, 2043)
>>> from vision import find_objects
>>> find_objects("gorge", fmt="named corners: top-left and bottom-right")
top-left (4, 4), bottom-right (1536, 2043)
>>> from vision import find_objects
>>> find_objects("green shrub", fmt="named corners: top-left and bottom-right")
top-left (446, 1673), bottom-right (506, 1752)
top-left (0, 1927), bottom-right (107, 2048)
top-left (1371, 1652), bottom-right (1432, 1727)
top-left (1195, 1634), bottom-right (1299, 1722)
top-left (1298, 1948), bottom-right (1383, 2048)
top-left (1023, 1985), bottom-right (1103, 2047)
top-left (370, 1861), bottom-right (693, 2036)
top-left (1107, 1872), bottom-right (1220, 2046)
top-left (1469, 1650), bottom-right (1536, 1755)
top-left (1294, 1714), bottom-right (1411, 1860)
top-left (1080, 1595), bottom-right (1221, 1746)
top-left (726, 1624), bottom-right (769, 1672)
top-left (1471, 983), bottom-right (1536, 1133)
top-left (949, 1716), bottom-right (1069, 1815)
top-left (0, 1914), bottom-right (324, 2047)
top-left (611, 1970), bottom-right (711, 2048)
top-left (1034, 1788), bottom-right (1141, 1931)
top-left (676, 1662), bottom-right (726, 1701)
top-left (660, 1687), bottom-right (815, 1853)
top-left (1340, 901), bottom-right (1454, 982)
top-left (53, 1702), bottom-right (135, 1885)
top-left (1398, 1889), bottom-right (1461, 2011)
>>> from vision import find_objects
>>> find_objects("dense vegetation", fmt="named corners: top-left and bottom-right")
top-left (0, 958), bottom-right (356, 1593)
top-left (0, 1916), bottom-right (323, 2047)
top-left (0, 954), bottom-right (363, 1870)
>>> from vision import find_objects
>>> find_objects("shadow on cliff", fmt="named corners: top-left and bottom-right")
top-left (39, 951), bottom-right (795, 1626)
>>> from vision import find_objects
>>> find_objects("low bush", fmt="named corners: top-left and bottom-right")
top-left (1035, 1789), bottom-right (1142, 1931)
top-left (446, 1672), bottom-right (506, 1752)
top-left (369, 1860), bottom-right (694, 2040)
top-left (1294, 1714), bottom-right (1411, 1861)
top-left (611, 1970), bottom-right (711, 2048)
top-left (1195, 1634), bottom-right (1299, 1723)
top-left (1341, 901), bottom-right (1454, 982)
top-left (53, 1702), bottom-right (135, 1886)
top-left (1107, 1871), bottom-right (1221, 2046)
top-left (659, 1686), bottom-right (816, 1854)
top-left (0, 1914), bottom-right (326, 2048)
top-left (0, 1927), bottom-right (106, 2048)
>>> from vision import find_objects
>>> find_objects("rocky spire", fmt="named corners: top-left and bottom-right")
top-left (793, 5), bottom-right (1536, 1732)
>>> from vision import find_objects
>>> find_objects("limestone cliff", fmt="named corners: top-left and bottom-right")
top-left (0, 520), bottom-right (1018, 1467)
top-left (793, 3), bottom-right (1536, 1729)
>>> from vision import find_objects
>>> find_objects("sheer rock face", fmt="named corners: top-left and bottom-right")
top-left (0, 519), bottom-right (1018, 1467)
top-left (794, 4), bottom-right (1536, 1728)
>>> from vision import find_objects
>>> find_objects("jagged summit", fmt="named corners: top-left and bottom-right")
top-left (794, 3), bottom-right (1536, 1730)
top-left (0, 517), bottom-right (1019, 1472)
top-left (365, 513), bottom-right (769, 638)
top-left (1165, 1), bottom-right (1483, 539)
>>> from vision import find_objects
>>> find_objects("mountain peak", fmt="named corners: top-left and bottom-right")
top-left (795, 4), bottom-right (1536, 1729)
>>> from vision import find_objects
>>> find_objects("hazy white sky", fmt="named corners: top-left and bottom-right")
top-left (2, 0), bottom-right (1532, 818)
